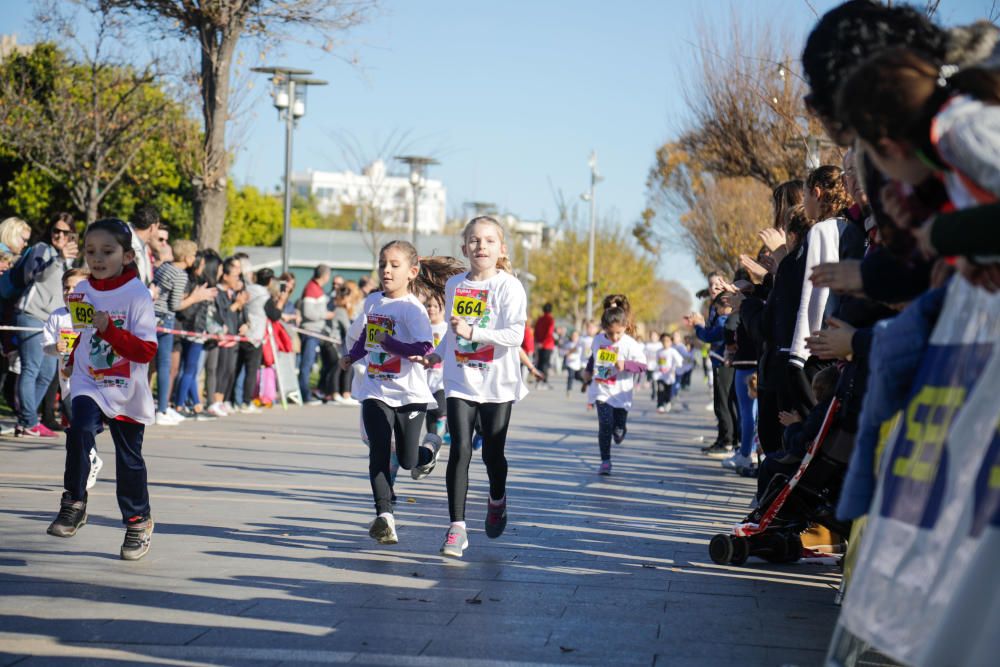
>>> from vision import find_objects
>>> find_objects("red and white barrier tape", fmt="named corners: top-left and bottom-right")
top-left (0, 324), bottom-right (257, 344)
top-left (284, 324), bottom-right (342, 346)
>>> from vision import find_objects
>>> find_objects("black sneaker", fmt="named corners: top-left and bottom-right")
top-left (368, 514), bottom-right (398, 544)
top-left (47, 492), bottom-right (87, 537)
top-left (612, 426), bottom-right (627, 445)
top-left (485, 497), bottom-right (507, 539)
top-left (703, 443), bottom-right (731, 458)
top-left (701, 440), bottom-right (721, 453)
top-left (120, 516), bottom-right (154, 561)
top-left (411, 434), bottom-right (442, 480)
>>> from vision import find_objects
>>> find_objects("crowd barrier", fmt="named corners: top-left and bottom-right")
top-left (826, 276), bottom-right (1000, 667)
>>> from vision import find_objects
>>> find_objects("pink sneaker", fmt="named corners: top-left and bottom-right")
top-left (17, 423), bottom-right (58, 438)
top-left (598, 460), bottom-right (612, 476)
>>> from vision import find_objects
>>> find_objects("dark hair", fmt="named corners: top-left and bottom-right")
top-left (837, 47), bottom-right (1000, 150)
top-left (772, 180), bottom-right (804, 230)
top-left (61, 267), bottom-right (89, 286)
top-left (313, 264), bottom-right (331, 280)
top-left (812, 365), bottom-right (841, 403)
top-left (801, 0), bottom-right (947, 130)
top-left (785, 205), bottom-right (815, 248)
top-left (85, 218), bottom-right (136, 273)
top-left (201, 250), bottom-right (222, 288)
top-left (601, 293), bottom-right (636, 336)
top-left (131, 204), bottom-right (160, 231)
top-left (805, 165), bottom-right (852, 221)
top-left (600, 306), bottom-right (628, 331)
top-left (222, 256), bottom-right (241, 277)
top-left (543, 303), bottom-right (553, 314)
top-left (378, 240), bottom-right (465, 302)
top-left (47, 212), bottom-right (74, 243)
top-left (255, 267), bottom-right (275, 287)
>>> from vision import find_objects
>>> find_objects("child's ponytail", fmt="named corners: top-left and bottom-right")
top-left (496, 255), bottom-right (513, 273)
top-left (413, 254), bottom-right (465, 304)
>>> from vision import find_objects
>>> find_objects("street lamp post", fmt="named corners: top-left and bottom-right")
top-left (251, 67), bottom-right (327, 275)
top-left (395, 155), bottom-right (439, 246)
top-left (583, 151), bottom-right (602, 321)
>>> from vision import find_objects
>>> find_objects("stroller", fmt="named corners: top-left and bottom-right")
top-left (709, 398), bottom-right (854, 565)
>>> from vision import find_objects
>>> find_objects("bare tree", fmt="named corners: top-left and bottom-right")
top-left (103, 0), bottom-right (376, 250)
top-left (0, 7), bottom-right (188, 223)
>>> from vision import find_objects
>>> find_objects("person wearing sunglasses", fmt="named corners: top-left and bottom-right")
top-left (13, 213), bottom-right (80, 438)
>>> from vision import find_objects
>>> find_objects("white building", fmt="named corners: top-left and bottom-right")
top-left (292, 160), bottom-right (447, 234)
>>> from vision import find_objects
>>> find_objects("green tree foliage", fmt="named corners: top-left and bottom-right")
top-left (527, 226), bottom-right (676, 328)
top-left (0, 41), bottom-right (198, 233)
top-left (220, 185), bottom-right (354, 252)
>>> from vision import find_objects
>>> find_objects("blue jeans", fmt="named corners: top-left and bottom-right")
top-left (735, 369), bottom-right (756, 458)
top-left (64, 395), bottom-right (149, 522)
top-left (16, 312), bottom-right (57, 428)
top-left (154, 314), bottom-right (174, 413)
top-left (298, 334), bottom-right (320, 398)
top-left (175, 340), bottom-right (204, 408)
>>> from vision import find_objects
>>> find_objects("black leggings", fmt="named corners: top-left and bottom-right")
top-left (318, 342), bottom-right (340, 396)
top-left (426, 389), bottom-right (446, 434)
top-left (446, 397), bottom-right (513, 522)
top-left (656, 380), bottom-right (673, 408)
top-left (362, 399), bottom-right (430, 515)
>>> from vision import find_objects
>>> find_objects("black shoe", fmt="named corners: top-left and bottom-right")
top-left (47, 492), bottom-right (87, 537)
top-left (704, 443), bottom-right (731, 458)
top-left (120, 516), bottom-right (154, 560)
top-left (612, 426), bottom-right (627, 444)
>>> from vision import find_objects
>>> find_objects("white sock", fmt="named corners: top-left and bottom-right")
top-left (450, 521), bottom-right (466, 529)
top-left (378, 512), bottom-right (394, 522)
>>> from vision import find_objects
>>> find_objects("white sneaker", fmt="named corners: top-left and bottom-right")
top-left (332, 394), bottom-right (346, 404)
top-left (656, 406), bottom-right (666, 414)
top-left (722, 452), bottom-right (751, 470)
top-left (223, 401), bottom-right (235, 413)
top-left (0, 422), bottom-right (15, 435)
top-left (305, 399), bottom-right (323, 407)
top-left (240, 404), bottom-right (262, 414)
top-left (705, 402), bottom-right (714, 411)
top-left (368, 514), bottom-right (398, 544)
top-left (166, 407), bottom-right (187, 422)
top-left (86, 451), bottom-right (103, 490)
top-left (340, 397), bottom-right (360, 406)
top-left (155, 411), bottom-right (179, 426)
top-left (664, 403), bottom-right (672, 413)
top-left (206, 402), bottom-right (229, 417)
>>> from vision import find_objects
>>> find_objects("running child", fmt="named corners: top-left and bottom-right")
top-left (644, 331), bottom-right (662, 401)
top-left (580, 307), bottom-right (647, 475)
top-left (46, 219), bottom-right (158, 561)
top-left (339, 241), bottom-right (447, 545)
top-left (417, 216), bottom-right (528, 558)
top-left (42, 268), bottom-right (102, 488)
top-left (654, 332), bottom-right (684, 414)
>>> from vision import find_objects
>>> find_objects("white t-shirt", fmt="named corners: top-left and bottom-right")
top-left (644, 341), bottom-right (663, 369)
top-left (69, 277), bottom-right (157, 424)
top-left (587, 332), bottom-right (647, 410)
top-left (678, 345), bottom-right (695, 375)
top-left (347, 291), bottom-right (436, 408)
top-left (42, 307), bottom-right (75, 399)
top-left (561, 337), bottom-right (583, 371)
top-left (426, 320), bottom-right (448, 393)
top-left (439, 271), bottom-right (528, 404)
top-left (655, 345), bottom-right (684, 384)
top-left (578, 335), bottom-right (594, 363)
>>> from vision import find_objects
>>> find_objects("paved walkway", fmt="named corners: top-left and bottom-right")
top-left (0, 380), bottom-right (840, 666)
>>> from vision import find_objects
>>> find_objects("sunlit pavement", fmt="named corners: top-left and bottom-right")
top-left (0, 379), bottom-right (840, 666)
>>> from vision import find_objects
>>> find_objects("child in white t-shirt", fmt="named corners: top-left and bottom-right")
top-left (340, 242), bottom-right (453, 545)
top-left (581, 307), bottom-right (647, 475)
top-left (560, 330), bottom-right (583, 394)
top-left (42, 268), bottom-right (103, 489)
top-left (654, 333), bottom-right (684, 414)
top-left (643, 331), bottom-right (663, 400)
top-left (46, 219), bottom-right (158, 561)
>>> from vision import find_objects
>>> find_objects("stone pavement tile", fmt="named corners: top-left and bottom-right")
top-left (0, 616), bottom-right (112, 644)
top-left (668, 577), bottom-right (839, 604)
top-left (189, 626), bottom-right (425, 655)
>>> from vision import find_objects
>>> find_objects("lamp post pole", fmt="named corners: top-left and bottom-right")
top-left (395, 155), bottom-right (439, 247)
top-left (585, 151), bottom-right (600, 321)
top-left (251, 66), bottom-right (327, 275)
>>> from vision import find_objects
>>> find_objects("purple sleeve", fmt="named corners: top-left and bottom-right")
top-left (381, 335), bottom-right (433, 358)
top-left (623, 360), bottom-right (646, 373)
top-left (347, 336), bottom-right (367, 362)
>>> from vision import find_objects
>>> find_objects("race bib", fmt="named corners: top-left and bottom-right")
top-left (364, 315), bottom-right (394, 351)
top-left (595, 347), bottom-right (618, 384)
top-left (453, 288), bottom-right (488, 319)
top-left (59, 328), bottom-right (79, 352)
top-left (66, 293), bottom-right (95, 329)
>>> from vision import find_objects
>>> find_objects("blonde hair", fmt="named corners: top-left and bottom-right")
top-left (0, 217), bottom-right (31, 253)
top-left (172, 239), bottom-right (198, 264)
top-left (462, 216), bottom-right (513, 273)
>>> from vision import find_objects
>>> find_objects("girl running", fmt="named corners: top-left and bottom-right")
top-left (46, 219), bottom-right (158, 561)
top-left (581, 307), bottom-right (647, 475)
top-left (654, 332), bottom-right (683, 414)
top-left (418, 216), bottom-right (528, 558)
top-left (339, 241), bottom-right (449, 545)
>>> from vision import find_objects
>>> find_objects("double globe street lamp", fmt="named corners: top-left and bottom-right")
top-left (251, 66), bottom-right (327, 274)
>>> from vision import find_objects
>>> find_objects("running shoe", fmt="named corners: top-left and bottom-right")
top-left (16, 423), bottom-right (58, 438)
top-left (598, 460), bottom-right (612, 476)
top-left (411, 434), bottom-right (443, 480)
top-left (656, 406), bottom-right (666, 414)
top-left (305, 398), bottom-right (323, 407)
top-left (195, 410), bottom-right (217, 421)
top-left (166, 407), bottom-right (187, 422)
top-left (47, 492), bottom-right (87, 537)
top-left (240, 404), bottom-right (262, 414)
top-left (368, 514), bottom-right (398, 544)
top-left (440, 524), bottom-right (468, 558)
top-left (704, 443), bottom-right (733, 458)
top-left (722, 452), bottom-right (751, 470)
top-left (86, 451), bottom-right (103, 490)
top-left (206, 402), bottom-right (229, 417)
top-left (663, 403), bottom-right (672, 413)
top-left (485, 497), bottom-right (507, 539)
top-left (612, 426), bottom-right (627, 444)
top-left (340, 397), bottom-right (360, 406)
top-left (472, 433), bottom-right (483, 451)
top-left (120, 516), bottom-right (154, 561)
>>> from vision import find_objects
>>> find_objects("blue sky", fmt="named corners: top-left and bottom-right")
top-left (2, 0), bottom-right (989, 298)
